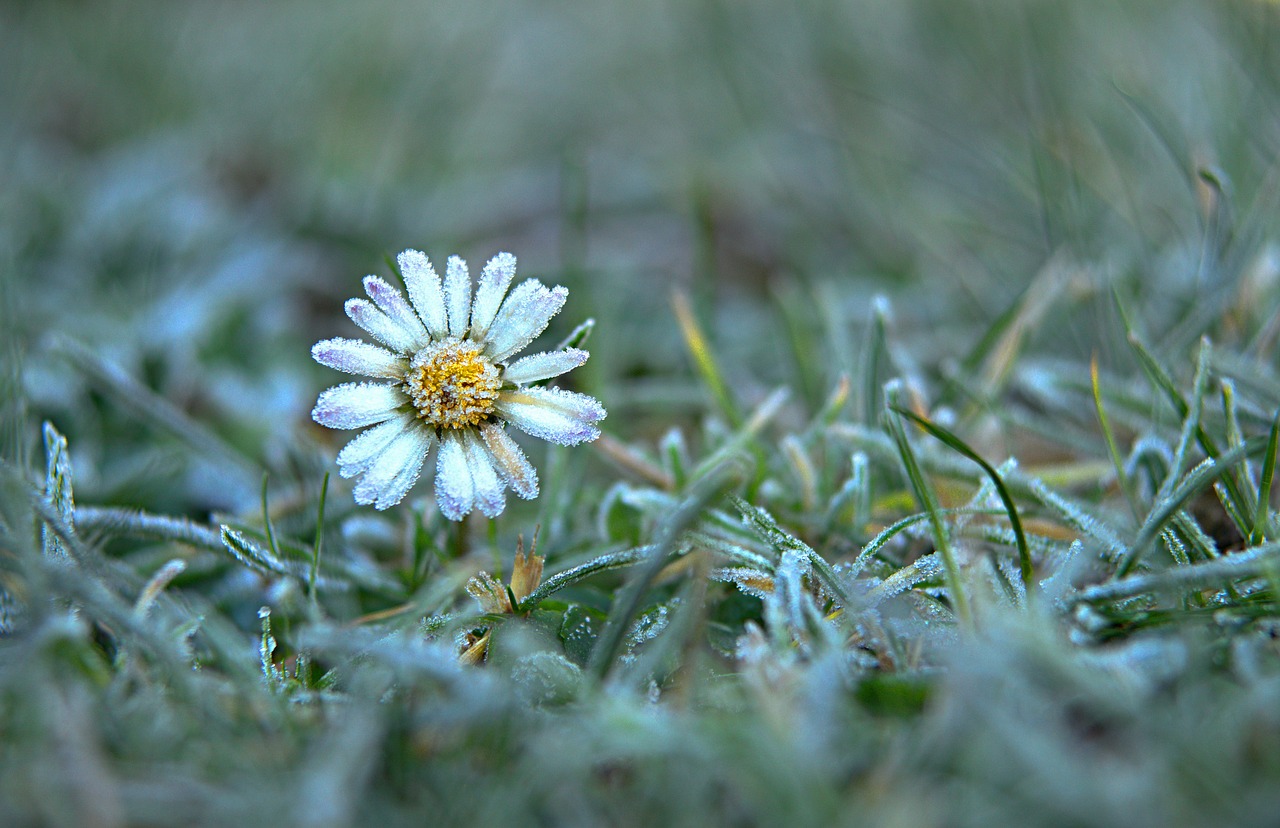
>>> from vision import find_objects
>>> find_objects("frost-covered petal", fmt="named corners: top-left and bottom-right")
top-left (501, 386), bottom-right (606, 422)
top-left (463, 432), bottom-right (506, 518)
top-left (434, 434), bottom-right (476, 520)
top-left (502, 348), bottom-right (589, 385)
top-left (364, 276), bottom-right (428, 347)
top-left (345, 299), bottom-right (418, 354)
top-left (444, 256), bottom-right (472, 338)
top-left (496, 387), bottom-right (605, 446)
top-left (374, 438), bottom-right (433, 510)
top-left (480, 422), bottom-right (539, 499)
top-left (312, 382), bottom-right (405, 430)
top-left (311, 337), bottom-right (406, 379)
top-left (468, 252), bottom-right (518, 341)
top-left (397, 249), bottom-right (448, 338)
top-left (483, 280), bottom-right (569, 363)
top-left (335, 413), bottom-right (415, 478)
top-left (352, 426), bottom-right (432, 510)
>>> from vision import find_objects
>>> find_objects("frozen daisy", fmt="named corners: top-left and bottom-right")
top-left (311, 250), bottom-right (605, 517)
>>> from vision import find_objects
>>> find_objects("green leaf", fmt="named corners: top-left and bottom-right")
top-left (893, 407), bottom-right (1034, 593)
top-left (882, 390), bottom-right (970, 625)
top-left (555, 318), bottom-right (596, 352)
top-left (559, 603), bottom-right (603, 666)
top-left (1250, 409), bottom-right (1280, 547)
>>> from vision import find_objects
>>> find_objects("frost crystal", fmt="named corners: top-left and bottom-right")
top-left (42, 422), bottom-right (74, 561)
top-left (711, 567), bottom-right (776, 599)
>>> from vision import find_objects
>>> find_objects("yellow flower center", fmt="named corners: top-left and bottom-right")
top-left (406, 339), bottom-right (501, 429)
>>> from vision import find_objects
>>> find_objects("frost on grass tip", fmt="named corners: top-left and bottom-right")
top-left (311, 250), bottom-right (605, 516)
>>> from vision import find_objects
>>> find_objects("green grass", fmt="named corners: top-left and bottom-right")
top-left (4, 1), bottom-right (1280, 825)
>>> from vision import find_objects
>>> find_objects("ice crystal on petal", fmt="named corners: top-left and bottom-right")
top-left (363, 276), bottom-right (428, 347)
top-left (336, 415), bottom-right (414, 478)
top-left (502, 348), bottom-right (589, 385)
top-left (480, 423), bottom-right (539, 499)
top-left (444, 256), bottom-right (472, 338)
top-left (435, 435), bottom-right (475, 520)
top-left (397, 249), bottom-right (448, 337)
top-left (344, 298), bottom-right (419, 354)
top-left (496, 387), bottom-right (606, 446)
top-left (311, 250), bottom-right (604, 516)
top-left (469, 252), bottom-right (519, 339)
top-left (352, 428), bottom-right (430, 509)
top-left (312, 338), bottom-right (404, 379)
top-left (484, 281), bottom-right (569, 362)
top-left (312, 382), bottom-right (402, 430)
top-left (463, 433), bottom-right (505, 518)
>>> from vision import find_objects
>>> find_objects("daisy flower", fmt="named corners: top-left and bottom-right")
top-left (311, 250), bottom-right (605, 517)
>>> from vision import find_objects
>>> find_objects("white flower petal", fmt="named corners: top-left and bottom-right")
top-left (483, 280), bottom-right (569, 363)
top-left (352, 427), bottom-right (432, 510)
top-left (397, 249), bottom-right (448, 338)
top-left (496, 387), bottom-right (605, 446)
top-left (480, 422), bottom-right (539, 499)
top-left (345, 298), bottom-right (418, 354)
top-left (312, 337), bottom-right (406, 379)
top-left (502, 386), bottom-right (606, 421)
top-left (463, 432), bottom-right (506, 518)
top-left (434, 434), bottom-right (475, 521)
top-left (364, 276), bottom-right (428, 347)
top-left (468, 252), bottom-right (518, 341)
top-left (502, 348), bottom-right (589, 385)
top-left (376, 438), bottom-right (433, 510)
top-left (444, 256), bottom-right (472, 338)
top-left (335, 415), bottom-right (414, 478)
top-left (312, 382), bottom-right (405, 430)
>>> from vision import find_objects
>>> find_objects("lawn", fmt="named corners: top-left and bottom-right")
top-left (3, 2), bottom-right (1280, 825)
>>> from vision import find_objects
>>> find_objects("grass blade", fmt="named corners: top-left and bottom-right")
top-left (310, 472), bottom-right (330, 609)
top-left (41, 421), bottom-right (75, 561)
top-left (555, 318), bottom-right (595, 352)
top-left (1117, 436), bottom-right (1269, 576)
top-left (883, 384), bottom-right (972, 625)
top-left (1118, 308), bottom-right (1253, 535)
top-left (850, 507), bottom-right (1006, 579)
top-left (1081, 540), bottom-right (1280, 604)
top-left (1250, 410), bottom-right (1280, 546)
top-left (731, 495), bottom-right (853, 611)
top-left (590, 466), bottom-right (736, 679)
top-left (672, 289), bottom-right (742, 428)
top-left (1091, 355), bottom-right (1139, 518)
top-left (858, 298), bottom-right (890, 426)
top-left (893, 407), bottom-right (1034, 593)
top-left (261, 474), bottom-right (282, 563)
top-left (1155, 338), bottom-right (1211, 502)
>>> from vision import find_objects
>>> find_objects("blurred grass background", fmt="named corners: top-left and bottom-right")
top-left (4, 1), bottom-right (1280, 825)
top-left (9, 1), bottom-right (1278, 489)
